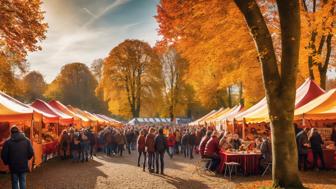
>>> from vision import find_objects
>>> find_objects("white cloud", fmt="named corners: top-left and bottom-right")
top-left (27, 0), bottom-right (160, 83)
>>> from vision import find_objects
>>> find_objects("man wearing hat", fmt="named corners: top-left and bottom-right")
top-left (1, 126), bottom-right (34, 189)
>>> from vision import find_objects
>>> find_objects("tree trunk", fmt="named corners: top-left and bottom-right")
top-left (307, 31), bottom-right (317, 80)
top-left (234, 0), bottom-right (303, 188)
top-left (228, 86), bottom-right (232, 108)
top-left (319, 71), bottom-right (327, 90)
top-left (319, 34), bottom-right (332, 90)
top-left (239, 82), bottom-right (244, 106)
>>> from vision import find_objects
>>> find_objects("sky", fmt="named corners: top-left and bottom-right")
top-left (27, 0), bottom-right (160, 83)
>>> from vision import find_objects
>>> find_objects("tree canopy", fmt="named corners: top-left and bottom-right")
top-left (45, 63), bottom-right (107, 113)
top-left (98, 40), bottom-right (163, 118)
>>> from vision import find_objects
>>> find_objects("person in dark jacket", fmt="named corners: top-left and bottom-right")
top-left (296, 128), bottom-right (309, 171)
top-left (1, 126), bottom-right (34, 189)
top-left (145, 128), bottom-right (156, 173)
top-left (125, 129), bottom-right (134, 154)
top-left (309, 128), bottom-right (325, 170)
top-left (204, 131), bottom-right (220, 171)
top-left (188, 129), bottom-right (196, 159)
top-left (260, 136), bottom-right (272, 171)
top-left (181, 131), bottom-right (189, 158)
top-left (87, 128), bottom-right (96, 159)
top-left (154, 128), bottom-right (167, 175)
top-left (230, 134), bottom-right (241, 150)
top-left (59, 130), bottom-right (69, 160)
top-left (137, 130), bottom-right (146, 171)
top-left (331, 126), bottom-right (336, 145)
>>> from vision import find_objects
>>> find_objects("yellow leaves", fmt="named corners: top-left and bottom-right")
top-left (99, 40), bottom-right (163, 118)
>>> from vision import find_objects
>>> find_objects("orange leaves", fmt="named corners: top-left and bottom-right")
top-left (156, 0), bottom-right (264, 107)
top-left (99, 40), bottom-right (163, 118)
top-left (0, 0), bottom-right (47, 60)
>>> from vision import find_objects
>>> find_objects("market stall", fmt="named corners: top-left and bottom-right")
top-left (232, 79), bottom-right (325, 140)
top-left (0, 92), bottom-right (43, 172)
top-left (214, 105), bottom-right (244, 131)
top-left (66, 105), bottom-right (93, 128)
top-left (31, 99), bottom-right (73, 135)
top-left (203, 108), bottom-right (231, 126)
top-left (94, 114), bottom-right (123, 128)
top-left (49, 100), bottom-right (86, 129)
top-left (29, 105), bottom-right (60, 163)
top-left (188, 109), bottom-right (217, 126)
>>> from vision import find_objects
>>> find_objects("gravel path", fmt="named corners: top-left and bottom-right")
top-left (0, 151), bottom-right (335, 189)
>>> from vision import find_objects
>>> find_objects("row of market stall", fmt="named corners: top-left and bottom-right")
top-left (190, 79), bottom-right (335, 143)
top-left (127, 117), bottom-right (172, 126)
top-left (0, 91), bottom-right (123, 172)
top-left (190, 79), bottom-right (336, 169)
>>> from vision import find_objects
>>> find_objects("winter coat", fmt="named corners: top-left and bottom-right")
top-left (175, 131), bottom-right (181, 142)
top-left (104, 131), bottom-right (112, 145)
top-left (145, 133), bottom-right (155, 152)
top-left (198, 136), bottom-right (210, 157)
top-left (230, 139), bottom-right (241, 150)
top-left (188, 134), bottom-right (196, 146)
top-left (87, 131), bottom-right (96, 146)
top-left (115, 133), bottom-right (126, 145)
top-left (167, 134), bottom-right (176, 147)
top-left (260, 139), bottom-right (272, 163)
top-left (154, 134), bottom-right (167, 153)
top-left (60, 133), bottom-right (69, 149)
top-left (204, 136), bottom-right (219, 157)
top-left (126, 131), bottom-right (134, 144)
top-left (309, 132), bottom-right (324, 152)
top-left (1, 132), bottom-right (34, 173)
top-left (181, 133), bottom-right (189, 145)
top-left (331, 130), bottom-right (336, 145)
top-left (296, 130), bottom-right (309, 154)
top-left (137, 135), bottom-right (146, 152)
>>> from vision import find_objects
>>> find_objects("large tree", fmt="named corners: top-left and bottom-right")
top-left (98, 40), bottom-right (162, 118)
top-left (302, 0), bottom-right (335, 89)
top-left (45, 63), bottom-right (107, 113)
top-left (0, 0), bottom-right (47, 60)
top-left (156, 0), bottom-right (265, 108)
top-left (234, 0), bottom-right (302, 187)
top-left (20, 71), bottom-right (46, 102)
top-left (159, 47), bottom-right (189, 120)
top-left (0, 55), bottom-right (17, 96)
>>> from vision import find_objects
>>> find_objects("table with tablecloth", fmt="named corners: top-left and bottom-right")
top-left (218, 151), bottom-right (262, 175)
top-left (42, 140), bottom-right (58, 155)
top-left (307, 149), bottom-right (335, 169)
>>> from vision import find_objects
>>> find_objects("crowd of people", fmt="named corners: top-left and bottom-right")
top-left (1, 123), bottom-right (335, 189)
top-left (59, 127), bottom-right (96, 162)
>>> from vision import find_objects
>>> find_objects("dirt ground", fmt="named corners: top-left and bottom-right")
top-left (0, 151), bottom-right (335, 189)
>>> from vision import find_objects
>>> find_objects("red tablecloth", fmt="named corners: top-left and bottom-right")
top-left (307, 149), bottom-right (335, 169)
top-left (218, 151), bottom-right (262, 175)
top-left (42, 141), bottom-right (58, 155)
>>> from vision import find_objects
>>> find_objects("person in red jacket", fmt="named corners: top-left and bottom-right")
top-left (204, 131), bottom-right (220, 171)
top-left (198, 130), bottom-right (212, 158)
top-left (137, 129), bottom-right (146, 171)
top-left (145, 128), bottom-right (156, 173)
top-left (167, 131), bottom-right (176, 159)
